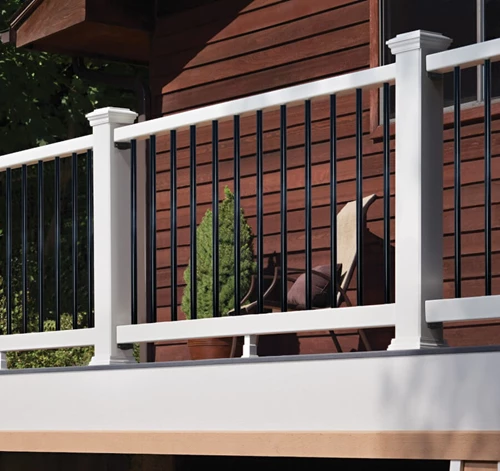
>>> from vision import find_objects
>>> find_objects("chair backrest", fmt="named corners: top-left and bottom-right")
top-left (336, 194), bottom-right (377, 303)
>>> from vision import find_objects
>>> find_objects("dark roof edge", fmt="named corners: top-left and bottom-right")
top-left (9, 0), bottom-right (43, 30)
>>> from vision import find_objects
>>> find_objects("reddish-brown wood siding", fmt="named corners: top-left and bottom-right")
top-left (150, 0), bottom-right (500, 362)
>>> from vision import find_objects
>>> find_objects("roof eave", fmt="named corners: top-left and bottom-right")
top-left (9, 0), bottom-right (43, 30)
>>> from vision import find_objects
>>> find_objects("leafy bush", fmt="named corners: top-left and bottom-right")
top-left (6, 315), bottom-right (94, 369)
top-left (0, 280), bottom-right (140, 369)
top-left (182, 187), bottom-right (255, 319)
top-left (0, 302), bottom-right (93, 369)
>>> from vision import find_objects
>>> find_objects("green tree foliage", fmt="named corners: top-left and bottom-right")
top-left (0, 278), bottom-right (92, 368)
top-left (182, 187), bottom-right (256, 319)
top-left (0, 0), bottom-right (139, 155)
top-left (0, 277), bottom-right (140, 368)
top-left (5, 317), bottom-right (95, 369)
top-left (0, 0), bottom-right (141, 316)
top-left (0, 1), bottom-right (142, 367)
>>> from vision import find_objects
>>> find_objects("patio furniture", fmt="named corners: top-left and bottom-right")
top-left (230, 194), bottom-right (377, 353)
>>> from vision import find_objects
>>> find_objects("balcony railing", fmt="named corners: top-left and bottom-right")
top-left (116, 64), bottom-right (397, 359)
top-left (0, 30), bottom-right (499, 368)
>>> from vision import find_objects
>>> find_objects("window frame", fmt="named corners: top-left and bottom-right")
top-left (369, 0), bottom-right (500, 138)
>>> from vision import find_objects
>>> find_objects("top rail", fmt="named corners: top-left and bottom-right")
top-left (115, 64), bottom-right (396, 142)
top-left (427, 37), bottom-right (500, 73)
top-left (0, 135), bottom-right (93, 171)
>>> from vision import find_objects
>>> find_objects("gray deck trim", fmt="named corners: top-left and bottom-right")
top-left (1, 344), bottom-right (499, 376)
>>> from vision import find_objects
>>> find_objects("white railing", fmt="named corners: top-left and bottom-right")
top-left (0, 134), bottom-right (95, 367)
top-left (117, 305), bottom-right (396, 344)
top-left (423, 34), bottom-right (500, 327)
top-left (0, 134), bottom-right (92, 169)
top-left (113, 58), bottom-right (397, 359)
top-left (114, 64), bottom-right (396, 142)
top-left (427, 36), bottom-right (500, 73)
top-left (1, 29), bottom-right (500, 368)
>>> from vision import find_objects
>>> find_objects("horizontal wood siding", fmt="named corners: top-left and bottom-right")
top-left (150, 0), bottom-right (500, 361)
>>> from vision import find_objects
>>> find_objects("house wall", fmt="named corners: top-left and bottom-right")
top-left (150, 0), bottom-right (500, 361)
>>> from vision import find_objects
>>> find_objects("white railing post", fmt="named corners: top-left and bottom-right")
top-left (86, 107), bottom-right (138, 366)
top-left (0, 352), bottom-right (6, 370)
top-left (388, 31), bottom-right (452, 350)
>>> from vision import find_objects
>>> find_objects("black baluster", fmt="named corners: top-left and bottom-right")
top-left (257, 110), bottom-right (264, 314)
top-left (72, 153), bottom-right (78, 329)
top-left (484, 60), bottom-right (492, 296)
top-left (149, 135), bottom-right (157, 323)
top-left (280, 105), bottom-right (288, 312)
top-left (330, 95), bottom-right (338, 309)
top-left (6, 169), bottom-right (12, 334)
top-left (87, 150), bottom-right (94, 328)
top-left (131, 140), bottom-right (138, 324)
top-left (55, 157), bottom-right (61, 330)
top-left (171, 131), bottom-right (178, 321)
top-left (305, 100), bottom-right (312, 310)
top-left (454, 68), bottom-right (462, 299)
top-left (212, 122), bottom-right (220, 318)
top-left (234, 116), bottom-right (241, 316)
top-left (356, 88), bottom-right (364, 307)
top-left (22, 165), bottom-right (28, 333)
top-left (38, 161), bottom-right (44, 332)
top-left (190, 126), bottom-right (197, 319)
top-left (383, 83), bottom-right (391, 304)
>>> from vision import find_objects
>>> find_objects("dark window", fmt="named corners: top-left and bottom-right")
top-left (381, 0), bottom-right (500, 107)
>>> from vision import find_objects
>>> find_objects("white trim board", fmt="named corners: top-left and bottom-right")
top-left (0, 348), bottom-right (500, 432)
top-left (426, 295), bottom-right (500, 323)
top-left (117, 304), bottom-right (396, 344)
top-left (0, 328), bottom-right (95, 353)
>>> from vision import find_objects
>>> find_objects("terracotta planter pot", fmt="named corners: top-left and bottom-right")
top-left (187, 337), bottom-right (243, 360)
top-left (363, 326), bottom-right (395, 351)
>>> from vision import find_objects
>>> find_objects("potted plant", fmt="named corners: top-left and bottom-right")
top-left (182, 187), bottom-right (256, 360)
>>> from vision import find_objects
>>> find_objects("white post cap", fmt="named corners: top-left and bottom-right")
top-left (86, 107), bottom-right (138, 127)
top-left (387, 30), bottom-right (452, 55)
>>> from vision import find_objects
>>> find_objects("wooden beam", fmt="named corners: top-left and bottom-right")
top-left (16, 0), bottom-right (86, 47)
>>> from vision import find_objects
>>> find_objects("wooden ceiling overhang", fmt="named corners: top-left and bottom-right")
top-left (4, 0), bottom-right (153, 64)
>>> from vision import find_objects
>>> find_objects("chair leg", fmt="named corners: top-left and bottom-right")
top-left (230, 337), bottom-right (238, 358)
top-left (328, 330), bottom-right (343, 353)
top-left (359, 329), bottom-right (372, 351)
